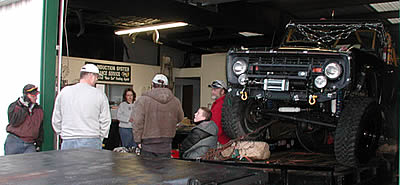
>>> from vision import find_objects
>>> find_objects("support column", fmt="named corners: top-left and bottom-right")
top-left (40, 0), bottom-right (59, 151)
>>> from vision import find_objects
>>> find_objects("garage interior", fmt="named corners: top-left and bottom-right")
top-left (65, 0), bottom-right (400, 184)
top-left (1, 0), bottom-right (399, 184)
top-left (63, 0), bottom-right (399, 118)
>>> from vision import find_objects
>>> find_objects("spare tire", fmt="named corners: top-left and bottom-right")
top-left (221, 92), bottom-right (265, 140)
top-left (334, 97), bottom-right (382, 167)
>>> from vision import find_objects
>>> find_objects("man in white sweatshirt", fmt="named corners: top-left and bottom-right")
top-left (52, 64), bottom-right (111, 150)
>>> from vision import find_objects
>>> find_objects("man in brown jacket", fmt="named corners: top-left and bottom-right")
top-left (5, 84), bottom-right (43, 155)
top-left (131, 74), bottom-right (184, 158)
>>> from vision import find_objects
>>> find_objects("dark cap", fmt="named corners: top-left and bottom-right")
top-left (23, 84), bottom-right (40, 95)
top-left (208, 80), bottom-right (227, 89)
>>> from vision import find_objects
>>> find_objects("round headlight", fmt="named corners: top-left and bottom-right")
top-left (324, 63), bottom-right (342, 79)
top-left (238, 74), bottom-right (248, 85)
top-left (314, 75), bottom-right (327, 89)
top-left (233, 60), bottom-right (247, 75)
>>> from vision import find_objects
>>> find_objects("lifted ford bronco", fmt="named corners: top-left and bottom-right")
top-left (222, 20), bottom-right (398, 166)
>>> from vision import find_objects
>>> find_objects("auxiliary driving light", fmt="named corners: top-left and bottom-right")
top-left (314, 75), bottom-right (327, 88)
top-left (238, 74), bottom-right (248, 85)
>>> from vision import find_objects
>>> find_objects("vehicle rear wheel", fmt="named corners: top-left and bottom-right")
top-left (221, 92), bottom-right (265, 140)
top-left (334, 97), bottom-right (382, 167)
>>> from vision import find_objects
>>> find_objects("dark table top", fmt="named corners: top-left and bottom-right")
top-left (0, 148), bottom-right (266, 185)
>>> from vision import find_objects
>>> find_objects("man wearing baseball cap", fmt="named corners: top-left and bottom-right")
top-left (131, 73), bottom-right (184, 158)
top-left (5, 84), bottom-right (43, 155)
top-left (208, 80), bottom-right (231, 145)
top-left (52, 63), bottom-right (111, 150)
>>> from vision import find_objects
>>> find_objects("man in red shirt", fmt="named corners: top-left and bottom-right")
top-left (209, 80), bottom-right (231, 145)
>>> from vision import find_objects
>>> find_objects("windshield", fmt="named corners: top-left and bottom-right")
top-left (282, 22), bottom-right (386, 51)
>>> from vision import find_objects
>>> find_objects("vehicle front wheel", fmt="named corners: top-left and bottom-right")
top-left (221, 92), bottom-right (265, 140)
top-left (334, 97), bottom-right (382, 167)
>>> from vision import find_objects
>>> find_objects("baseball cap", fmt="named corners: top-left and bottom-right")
top-left (208, 80), bottom-right (227, 89)
top-left (23, 84), bottom-right (40, 95)
top-left (152, 74), bottom-right (169, 86)
top-left (80, 64), bottom-right (100, 74)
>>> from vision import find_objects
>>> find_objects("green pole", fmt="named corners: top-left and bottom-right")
top-left (398, 19), bottom-right (400, 185)
top-left (40, 0), bottom-right (59, 151)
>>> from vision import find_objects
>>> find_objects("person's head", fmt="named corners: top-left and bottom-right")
top-left (122, 88), bottom-right (136, 104)
top-left (208, 80), bottom-right (227, 100)
top-left (80, 64), bottom-right (100, 87)
top-left (194, 107), bottom-right (212, 123)
top-left (23, 84), bottom-right (40, 104)
top-left (152, 74), bottom-right (169, 89)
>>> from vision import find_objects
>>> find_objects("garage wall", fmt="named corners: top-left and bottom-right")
top-left (200, 53), bottom-right (227, 109)
top-left (62, 53), bottom-right (227, 117)
top-left (61, 56), bottom-right (160, 97)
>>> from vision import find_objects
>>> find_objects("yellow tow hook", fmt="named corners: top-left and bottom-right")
top-left (309, 95), bottom-right (318, 105)
top-left (240, 88), bottom-right (248, 101)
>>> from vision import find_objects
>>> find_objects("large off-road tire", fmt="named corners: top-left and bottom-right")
top-left (221, 92), bottom-right (265, 140)
top-left (334, 97), bottom-right (382, 167)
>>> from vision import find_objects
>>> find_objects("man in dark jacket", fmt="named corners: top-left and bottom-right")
top-left (5, 84), bottom-right (44, 155)
top-left (180, 107), bottom-right (218, 159)
top-left (131, 74), bottom-right (184, 158)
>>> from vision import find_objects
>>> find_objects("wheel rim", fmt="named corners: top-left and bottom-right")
top-left (356, 106), bottom-right (381, 163)
top-left (242, 101), bottom-right (264, 133)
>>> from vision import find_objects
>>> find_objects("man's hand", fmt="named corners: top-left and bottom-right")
top-left (19, 97), bottom-right (29, 107)
top-left (129, 117), bottom-right (134, 123)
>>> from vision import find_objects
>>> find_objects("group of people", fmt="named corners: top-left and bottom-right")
top-left (4, 63), bottom-right (231, 159)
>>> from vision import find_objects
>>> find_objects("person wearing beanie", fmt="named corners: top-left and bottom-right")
top-left (5, 84), bottom-right (43, 155)
top-left (52, 64), bottom-right (111, 150)
top-left (130, 73), bottom-right (184, 158)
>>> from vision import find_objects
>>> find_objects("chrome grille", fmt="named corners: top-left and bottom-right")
top-left (248, 56), bottom-right (328, 66)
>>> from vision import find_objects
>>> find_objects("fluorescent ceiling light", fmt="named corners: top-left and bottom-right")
top-left (239, 32), bottom-right (264, 37)
top-left (370, 1), bottom-right (399, 12)
top-left (388, 18), bottom-right (400, 24)
top-left (115, 22), bottom-right (188, 35)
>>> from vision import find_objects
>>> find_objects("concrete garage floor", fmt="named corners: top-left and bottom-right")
top-left (0, 149), bottom-right (268, 185)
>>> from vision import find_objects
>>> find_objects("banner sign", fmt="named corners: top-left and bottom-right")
top-left (86, 62), bottom-right (131, 83)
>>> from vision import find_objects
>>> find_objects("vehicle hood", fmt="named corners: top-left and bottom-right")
top-left (277, 46), bottom-right (341, 53)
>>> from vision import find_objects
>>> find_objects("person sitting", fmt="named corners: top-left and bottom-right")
top-left (180, 107), bottom-right (218, 159)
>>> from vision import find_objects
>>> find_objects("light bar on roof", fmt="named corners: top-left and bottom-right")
top-left (388, 18), bottom-right (400, 24)
top-left (370, 1), bottom-right (399, 12)
top-left (115, 22), bottom-right (188, 35)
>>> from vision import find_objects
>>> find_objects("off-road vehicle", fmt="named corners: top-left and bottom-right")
top-left (222, 20), bottom-right (398, 166)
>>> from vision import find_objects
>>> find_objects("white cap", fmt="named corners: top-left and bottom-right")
top-left (208, 80), bottom-right (227, 89)
top-left (81, 64), bottom-right (100, 74)
top-left (152, 74), bottom-right (168, 86)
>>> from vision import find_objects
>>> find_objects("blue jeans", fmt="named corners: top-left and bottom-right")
top-left (4, 134), bottom-right (36, 155)
top-left (61, 138), bottom-right (102, 150)
top-left (119, 128), bottom-right (137, 148)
